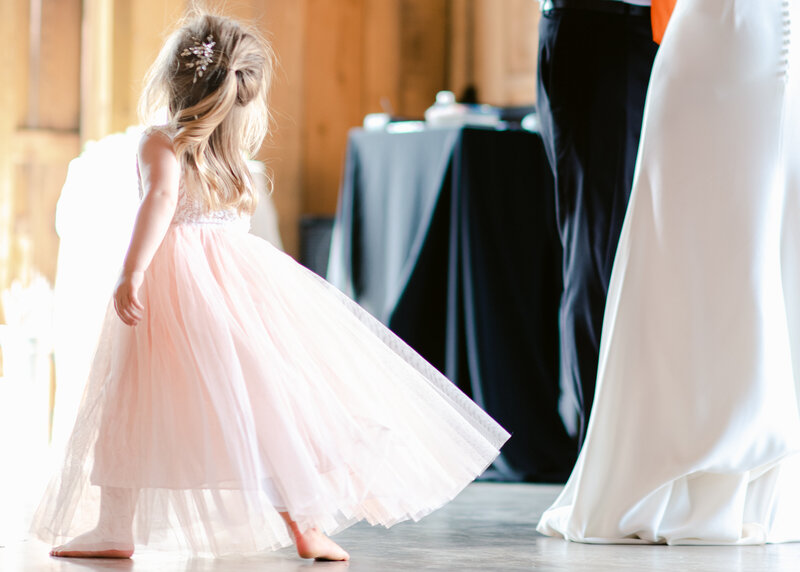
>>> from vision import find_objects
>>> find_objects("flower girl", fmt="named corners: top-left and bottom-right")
top-left (33, 11), bottom-right (509, 561)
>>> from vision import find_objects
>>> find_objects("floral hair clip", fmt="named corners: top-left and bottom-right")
top-left (180, 34), bottom-right (216, 83)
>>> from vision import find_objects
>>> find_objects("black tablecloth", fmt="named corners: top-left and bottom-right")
top-left (328, 126), bottom-right (577, 482)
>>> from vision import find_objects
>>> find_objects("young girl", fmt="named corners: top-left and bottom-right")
top-left (33, 12), bottom-right (509, 561)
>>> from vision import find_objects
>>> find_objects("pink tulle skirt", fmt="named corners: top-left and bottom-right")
top-left (32, 219), bottom-right (509, 555)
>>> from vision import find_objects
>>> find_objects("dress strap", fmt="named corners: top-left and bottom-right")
top-left (137, 125), bottom-right (179, 200)
top-left (143, 124), bottom-right (178, 140)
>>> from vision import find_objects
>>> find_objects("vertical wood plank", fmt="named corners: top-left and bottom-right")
top-left (126, 0), bottom-right (186, 126)
top-left (221, 0), bottom-right (309, 256)
top-left (473, 0), bottom-right (505, 106)
top-left (14, 0), bottom-right (82, 285)
top-left (504, 0), bottom-right (539, 105)
top-left (110, 0), bottom-right (133, 133)
top-left (302, 0), bottom-right (364, 216)
top-left (363, 0), bottom-right (400, 116)
top-left (247, 0), bottom-right (308, 256)
top-left (473, 0), bottom-right (538, 106)
top-left (398, 0), bottom-right (447, 117)
top-left (0, 0), bottom-right (24, 296)
top-left (84, 0), bottom-right (186, 140)
top-left (263, 0), bottom-right (306, 256)
top-left (81, 0), bottom-right (114, 143)
top-left (447, 0), bottom-right (472, 100)
top-left (38, 0), bottom-right (81, 130)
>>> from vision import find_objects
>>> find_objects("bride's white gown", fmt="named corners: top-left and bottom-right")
top-left (537, 0), bottom-right (800, 544)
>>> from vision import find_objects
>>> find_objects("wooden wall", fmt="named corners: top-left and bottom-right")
top-left (300, 0), bottom-right (540, 220)
top-left (450, 0), bottom-right (540, 106)
top-left (0, 0), bottom-right (540, 299)
top-left (0, 0), bottom-right (81, 315)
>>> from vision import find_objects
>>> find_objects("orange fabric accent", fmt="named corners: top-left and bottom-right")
top-left (651, 0), bottom-right (678, 44)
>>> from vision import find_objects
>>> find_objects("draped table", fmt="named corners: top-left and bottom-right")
top-left (328, 125), bottom-right (576, 482)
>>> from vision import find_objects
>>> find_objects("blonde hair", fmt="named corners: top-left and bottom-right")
top-left (139, 11), bottom-right (274, 214)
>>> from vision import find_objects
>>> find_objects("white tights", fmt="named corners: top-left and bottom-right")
top-left (56, 487), bottom-right (137, 551)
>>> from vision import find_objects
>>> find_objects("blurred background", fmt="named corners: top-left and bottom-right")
top-left (0, 0), bottom-right (540, 284)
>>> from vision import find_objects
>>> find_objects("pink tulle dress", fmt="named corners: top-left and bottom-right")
top-left (32, 127), bottom-right (510, 556)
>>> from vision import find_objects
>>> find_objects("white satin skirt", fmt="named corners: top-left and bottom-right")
top-left (538, 0), bottom-right (800, 544)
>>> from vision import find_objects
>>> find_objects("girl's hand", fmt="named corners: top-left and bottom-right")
top-left (113, 271), bottom-right (145, 326)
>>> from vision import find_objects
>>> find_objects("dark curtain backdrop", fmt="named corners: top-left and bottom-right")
top-left (328, 126), bottom-right (576, 482)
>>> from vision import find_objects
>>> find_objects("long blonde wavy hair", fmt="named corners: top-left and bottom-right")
top-left (139, 12), bottom-right (274, 214)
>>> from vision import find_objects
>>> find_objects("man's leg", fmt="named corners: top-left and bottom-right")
top-left (537, 7), bottom-right (657, 446)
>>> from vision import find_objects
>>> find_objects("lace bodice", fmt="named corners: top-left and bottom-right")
top-left (136, 173), bottom-right (250, 230)
top-left (171, 188), bottom-right (247, 228)
top-left (137, 125), bottom-right (250, 231)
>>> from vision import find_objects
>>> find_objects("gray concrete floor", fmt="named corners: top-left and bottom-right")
top-left (3, 483), bottom-right (799, 571)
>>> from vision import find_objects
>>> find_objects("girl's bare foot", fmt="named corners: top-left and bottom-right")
top-left (293, 527), bottom-right (350, 561)
top-left (50, 529), bottom-right (134, 559)
top-left (279, 513), bottom-right (349, 561)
